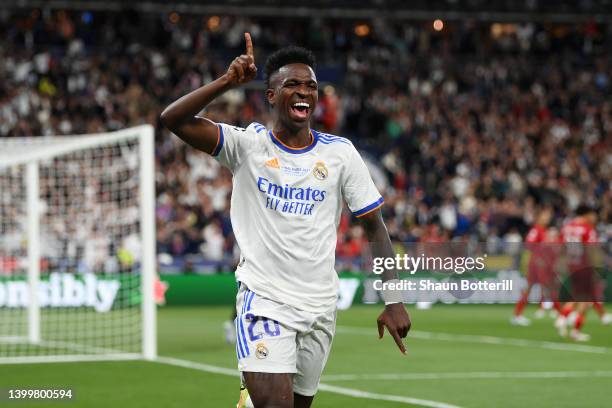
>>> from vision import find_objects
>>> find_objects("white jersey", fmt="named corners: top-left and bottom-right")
top-left (213, 122), bottom-right (383, 313)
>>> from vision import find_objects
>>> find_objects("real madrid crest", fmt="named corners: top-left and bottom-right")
top-left (255, 342), bottom-right (269, 359)
top-left (312, 161), bottom-right (328, 180)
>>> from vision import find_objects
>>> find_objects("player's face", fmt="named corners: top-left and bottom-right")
top-left (539, 208), bottom-right (552, 225)
top-left (267, 63), bottom-right (318, 129)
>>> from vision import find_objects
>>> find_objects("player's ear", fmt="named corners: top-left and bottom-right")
top-left (266, 88), bottom-right (276, 107)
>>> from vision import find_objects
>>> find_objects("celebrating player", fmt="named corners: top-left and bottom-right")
top-left (160, 33), bottom-right (411, 408)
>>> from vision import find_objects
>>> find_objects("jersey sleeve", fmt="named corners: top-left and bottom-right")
top-left (213, 123), bottom-right (256, 171)
top-left (341, 145), bottom-right (384, 218)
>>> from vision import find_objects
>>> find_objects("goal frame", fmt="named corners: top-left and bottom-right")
top-left (0, 125), bottom-right (157, 364)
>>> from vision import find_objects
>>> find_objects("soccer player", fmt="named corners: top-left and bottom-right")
top-left (160, 33), bottom-right (411, 408)
top-left (511, 207), bottom-right (561, 326)
top-left (555, 205), bottom-right (611, 341)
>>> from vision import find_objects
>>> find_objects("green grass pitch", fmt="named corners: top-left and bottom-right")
top-left (1, 304), bottom-right (611, 407)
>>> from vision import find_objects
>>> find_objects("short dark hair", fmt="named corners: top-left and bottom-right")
top-left (264, 46), bottom-right (316, 88)
top-left (575, 204), bottom-right (595, 216)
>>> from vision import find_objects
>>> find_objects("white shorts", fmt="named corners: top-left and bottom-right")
top-left (235, 283), bottom-right (336, 396)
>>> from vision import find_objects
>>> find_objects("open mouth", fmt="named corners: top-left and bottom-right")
top-left (290, 102), bottom-right (310, 121)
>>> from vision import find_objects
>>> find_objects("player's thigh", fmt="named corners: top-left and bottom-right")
top-left (236, 287), bottom-right (298, 373)
top-left (243, 372), bottom-right (293, 408)
top-left (238, 322), bottom-right (297, 407)
top-left (293, 310), bottom-right (336, 397)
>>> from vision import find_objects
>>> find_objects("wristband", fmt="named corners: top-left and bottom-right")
top-left (380, 278), bottom-right (404, 304)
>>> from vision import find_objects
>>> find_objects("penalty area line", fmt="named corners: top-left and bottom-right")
top-left (336, 326), bottom-right (612, 354)
top-left (154, 356), bottom-right (463, 408)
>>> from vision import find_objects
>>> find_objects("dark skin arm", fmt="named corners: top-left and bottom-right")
top-left (159, 33), bottom-right (257, 153)
top-left (359, 209), bottom-right (412, 354)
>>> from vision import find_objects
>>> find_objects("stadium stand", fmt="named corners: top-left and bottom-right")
top-left (1, 10), bottom-right (610, 273)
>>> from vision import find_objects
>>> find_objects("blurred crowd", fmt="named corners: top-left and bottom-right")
top-left (1, 9), bottom-right (610, 272)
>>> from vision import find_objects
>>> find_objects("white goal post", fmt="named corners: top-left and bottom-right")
top-left (0, 125), bottom-right (157, 364)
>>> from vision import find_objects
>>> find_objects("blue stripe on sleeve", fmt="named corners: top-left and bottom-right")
top-left (353, 196), bottom-right (385, 217)
top-left (211, 124), bottom-right (224, 157)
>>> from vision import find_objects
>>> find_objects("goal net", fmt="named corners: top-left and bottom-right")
top-left (0, 125), bottom-right (156, 363)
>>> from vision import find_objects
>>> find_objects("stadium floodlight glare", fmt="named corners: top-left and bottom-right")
top-left (0, 125), bottom-right (157, 364)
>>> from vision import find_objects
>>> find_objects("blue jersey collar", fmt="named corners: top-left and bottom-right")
top-left (269, 129), bottom-right (318, 154)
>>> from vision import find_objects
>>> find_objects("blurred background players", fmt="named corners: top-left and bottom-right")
top-left (555, 205), bottom-right (612, 341)
top-left (511, 206), bottom-right (561, 326)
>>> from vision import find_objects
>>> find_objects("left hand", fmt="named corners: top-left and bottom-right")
top-left (377, 303), bottom-right (411, 354)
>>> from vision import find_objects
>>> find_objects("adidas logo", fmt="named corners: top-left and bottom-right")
top-left (265, 158), bottom-right (280, 169)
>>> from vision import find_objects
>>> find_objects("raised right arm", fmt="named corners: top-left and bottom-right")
top-left (159, 76), bottom-right (234, 153)
top-left (159, 33), bottom-right (257, 154)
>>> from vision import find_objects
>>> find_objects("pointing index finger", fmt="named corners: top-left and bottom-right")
top-left (245, 32), bottom-right (254, 59)
top-left (390, 328), bottom-right (407, 354)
